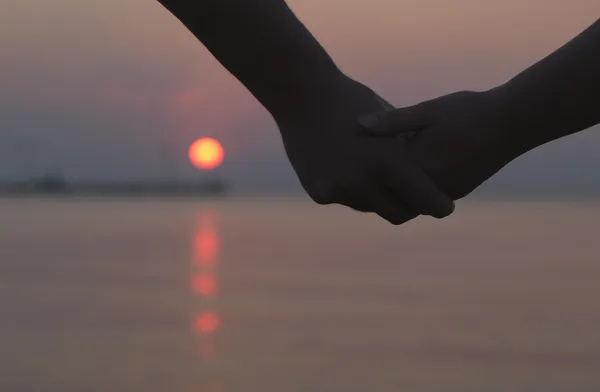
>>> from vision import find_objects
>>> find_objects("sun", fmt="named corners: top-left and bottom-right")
top-left (189, 138), bottom-right (224, 170)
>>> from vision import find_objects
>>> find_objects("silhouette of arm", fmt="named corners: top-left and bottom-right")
top-left (155, 0), bottom-right (455, 224)
top-left (157, 0), bottom-right (343, 119)
top-left (501, 18), bottom-right (600, 152)
top-left (359, 18), bottom-right (600, 203)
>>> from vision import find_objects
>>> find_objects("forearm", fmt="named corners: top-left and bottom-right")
top-left (501, 18), bottom-right (600, 150)
top-left (157, 0), bottom-right (343, 119)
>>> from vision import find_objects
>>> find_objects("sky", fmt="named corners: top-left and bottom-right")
top-left (1, 0), bottom-right (599, 194)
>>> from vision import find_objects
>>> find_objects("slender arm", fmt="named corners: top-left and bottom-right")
top-left (501, 18), bottom-right (600, 150)
top-left (156, 0), bottom-right (344, 120)
top-left (154, 0), bottom-right (456, 221)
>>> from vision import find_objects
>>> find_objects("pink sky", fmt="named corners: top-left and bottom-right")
top-left (0, 0), bottom-right (599, 185)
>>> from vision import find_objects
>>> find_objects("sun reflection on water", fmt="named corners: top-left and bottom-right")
top-left (190, 205), bottom-right (224, 390)
top-left (191, 273), bottom-right (218, 297)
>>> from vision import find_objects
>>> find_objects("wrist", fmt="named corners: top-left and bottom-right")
top-left (268, 68), bottom-right (347, 124)
top-left (497, 72), bottom-right (600, 153)
top-left (483, 82), bottom-right (551, 157)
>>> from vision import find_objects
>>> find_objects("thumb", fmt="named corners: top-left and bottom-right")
top-left (359, 103), bottom-right (431, 137)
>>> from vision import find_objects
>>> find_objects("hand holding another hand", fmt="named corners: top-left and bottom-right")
top-left (361, 87), bottom-right (525, 201)
top-left (276, 74), bottom-right (455, 224)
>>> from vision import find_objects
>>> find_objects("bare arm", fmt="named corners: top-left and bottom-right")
top-left (157, 0), bottom-right (343, 120)
top-left (502, 18), bottom-right (600, 152)
top-left (360, 18), bottom-right (600, 203)
top-left (154, 0), bottom-right (454, 222)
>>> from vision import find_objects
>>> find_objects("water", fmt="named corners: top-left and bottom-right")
top-left (0, 198), bottom-right (599, 392)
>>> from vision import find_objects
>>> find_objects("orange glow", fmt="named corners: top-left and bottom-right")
top-left (189, 138), bottom-right (224, 170)
top-left (194, 312), bottom-right (220, 335)
top-left (191, 274), bottom-right (218, 296)
top-left (193, 228), bottom-right (219, 267)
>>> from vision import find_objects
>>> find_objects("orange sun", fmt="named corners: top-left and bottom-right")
top-left (189, 138), bottom-right (224, 170)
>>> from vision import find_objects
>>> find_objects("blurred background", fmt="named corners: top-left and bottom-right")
top-left (1, 0), bottom-right (600, 391)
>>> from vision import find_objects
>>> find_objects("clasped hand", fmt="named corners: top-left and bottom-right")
top-left (274, 74), bottom-right (456, 225)
top-left (277, 75), bottom-right (524, 225)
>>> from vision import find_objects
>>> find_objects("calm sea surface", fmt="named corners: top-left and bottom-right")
top-left (0, 198), bottom-right (599, 392)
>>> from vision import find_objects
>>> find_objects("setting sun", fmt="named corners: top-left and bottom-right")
top-left (189, 138), bottom-right (224, 170)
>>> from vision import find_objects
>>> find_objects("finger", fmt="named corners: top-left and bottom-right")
top-left (359, 103), bottom-right (432, 137)
top-left (370, 190), bottom-right (419, 225)
top-left (383, 153), bottom-right (455, 219)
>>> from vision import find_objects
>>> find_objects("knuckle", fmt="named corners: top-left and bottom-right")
top-left (378, 210), bottom-right (414, 226)
top-left (333, 182), bottom-right (370, 211)
top-left (307, 187), bottom-right (331, 205)
top-left (430, 211), bottom-right (449, 219)
top-left (349, 201), bottom-right (371, 213)
top-left (311, 193), bottom-right (330, 205)
top-left (384, 216), bottom-right (403, 226)
top-left (297, 168), bottom-right (334, 205)
top-left (301, 163), bottom-right (374, 208)
top-left (390, 215), bottom-right (408, 225)
top-left (430, 203), bottom-right (455, 219)
top-left (305, 178), bottom-right (334, 206)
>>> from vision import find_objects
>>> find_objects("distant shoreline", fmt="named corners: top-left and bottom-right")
top-left (1, 192), bottom-right (600, 203)
top-left (0, 179), bottom-right (230, 198)
top-left (2, 180), bottom-right (600, 202)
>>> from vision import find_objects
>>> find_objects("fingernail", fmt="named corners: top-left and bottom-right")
top-left (359, 114), bottom-right (380, 130)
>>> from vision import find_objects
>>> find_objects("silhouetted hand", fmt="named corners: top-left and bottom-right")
top-left (276, 75), bottom-right (455, 224)
top-left (156, 0), bottom-right (455, 224)
top-left (360, 88), bottom-right (522, 201)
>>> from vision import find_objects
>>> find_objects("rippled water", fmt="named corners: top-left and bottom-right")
top-left (0, 198), bottom-right (599, 392)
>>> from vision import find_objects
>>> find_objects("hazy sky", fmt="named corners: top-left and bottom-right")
top-left (1, 0), bottom-right (599, 193)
